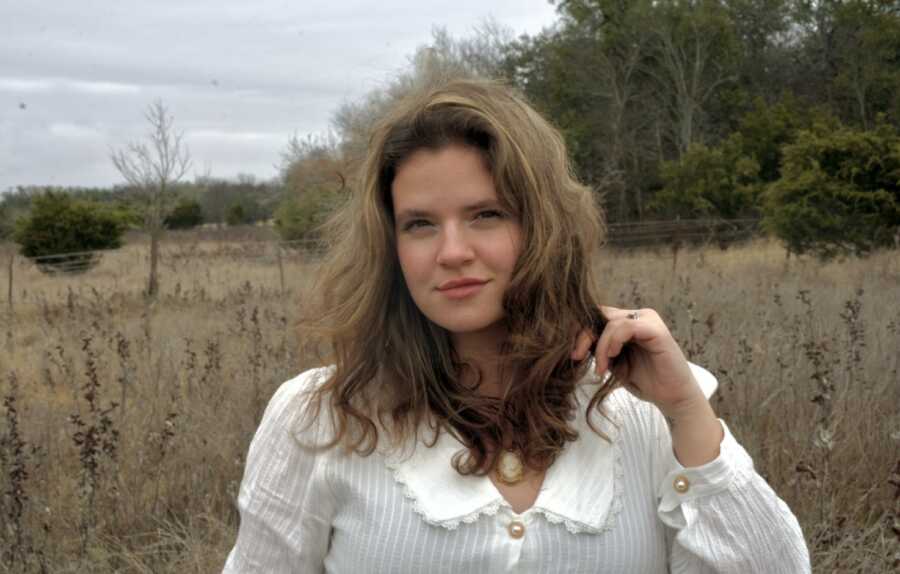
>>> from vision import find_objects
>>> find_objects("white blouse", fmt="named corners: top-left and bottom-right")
top-left (223, 364), bottom-right (810, 573)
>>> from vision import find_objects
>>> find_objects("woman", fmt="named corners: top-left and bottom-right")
top-left (223, 79), bottom-right (810, 572)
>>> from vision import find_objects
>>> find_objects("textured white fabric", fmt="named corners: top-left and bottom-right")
top-left (223, 363), bottom-right (810, 573)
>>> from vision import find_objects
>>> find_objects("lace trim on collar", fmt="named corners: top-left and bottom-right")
top-left (384, 433), bottom-right (625, 535)
top-left (382, 374), bottom-right (625, 534)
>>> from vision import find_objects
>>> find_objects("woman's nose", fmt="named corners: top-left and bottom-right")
top-left (435, 225), bottom-right (474, 266)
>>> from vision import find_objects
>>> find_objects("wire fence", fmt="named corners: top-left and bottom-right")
top-left (605, 218), bottom-right (760, 248)
top-left (1, 218), bottom-right (761, 311)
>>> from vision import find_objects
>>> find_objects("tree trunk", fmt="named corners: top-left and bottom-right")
top-left (655, 120), bottom-right (665, 163)
top-left (678, 99), bottom-right (694, 157)
top-left (855, 83), bottom-right (868, 130)
top-left (632, 151), bottom-right (644, 220)
top-left (148, 230), bottom-right (160, 298)
top-left (610, 120), bottom-right (627, 222)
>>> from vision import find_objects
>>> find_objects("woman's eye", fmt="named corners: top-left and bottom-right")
top-left (403, 219), bottom-right (431, 231)
top-left (475, 209), bottom-right (504, 221)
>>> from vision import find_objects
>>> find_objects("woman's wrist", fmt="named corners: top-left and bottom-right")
top-left (667, 399), bottom-right (724, 467)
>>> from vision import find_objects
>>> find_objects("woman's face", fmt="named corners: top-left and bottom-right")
top-left (391, 143), bottom-right (522, 337)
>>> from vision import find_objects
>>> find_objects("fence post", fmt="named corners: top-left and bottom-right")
top-left (6, 250), bottom-right (12, 314)
top-left (670, 240), bottom-right (681, 276)
top-left (4, 249), bottom-right (13, 351)
top-left (276, 243), bottom-right (286, 296)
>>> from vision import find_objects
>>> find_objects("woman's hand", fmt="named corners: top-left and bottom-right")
top-left (570, 305), bottom-right (705, 420)
top-left (571, 306), bottom-right (724, 466)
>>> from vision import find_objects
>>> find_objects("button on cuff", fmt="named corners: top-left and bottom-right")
top-left (673, 474), bottom-right (690, 494)
top-left (658, 420), bottom-right (755, 512)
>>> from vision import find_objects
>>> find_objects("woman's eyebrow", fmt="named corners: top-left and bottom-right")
top-left (395, 200), bottom-right (502, 221)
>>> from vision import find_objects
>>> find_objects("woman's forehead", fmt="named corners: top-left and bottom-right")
top-left (391, 145), bottom-right (499, 212)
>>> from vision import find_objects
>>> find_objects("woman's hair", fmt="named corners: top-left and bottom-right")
top-left (300, 77), bottom-right (616, 475)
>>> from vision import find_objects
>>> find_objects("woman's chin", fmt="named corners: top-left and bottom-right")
top-left (431, 315), bottom-right (506, 337)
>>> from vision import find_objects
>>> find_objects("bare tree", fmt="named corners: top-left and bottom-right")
top-left (590, 8), bottom-right (649, 221)
top-left (111, 100), bottom-right (191, 297)
top-left (645, 1), bottom-right (739, 157)
top-left (331, 23), bottom-right (513, 165)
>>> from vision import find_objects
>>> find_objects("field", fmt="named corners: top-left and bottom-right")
top-left (0, 232), bottom-right (898, 573)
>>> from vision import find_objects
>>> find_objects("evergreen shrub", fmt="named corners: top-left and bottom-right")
top-left (13, 192), bottom-right (126, 273)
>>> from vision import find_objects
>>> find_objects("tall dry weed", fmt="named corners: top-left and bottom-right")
top-left (0, 235), bottom-right (897, 572)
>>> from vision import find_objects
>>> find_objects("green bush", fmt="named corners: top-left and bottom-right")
top-left (274, 186), bottom-right (342, 241)
top-left (0, 202), bottom-right (13, 241)
top-left (734, 96), bottom-right (838, 183)
top-left (648, 98), bottom-right (844, 222)
top-left (165, 198), bottom-right (204, 229)
top-left (650, 137), bottom-right (763, 219)
top-left (112, 203), bottom-right (144, 229)
top-left (763, 121), bottom-right (900, 258)
top-left (13, 192), bottom-right (126, 273)
top-left (225, 203), bottom-right (248, 226)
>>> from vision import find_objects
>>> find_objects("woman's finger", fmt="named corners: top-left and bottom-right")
top-left (570, 328), bottom-right (596, 361)
top-left (599, 305), bottom-right (631, 320)
top-left (602, 306), bottom-right (649, 322)
top-left (593, 318), bottom-right (638, 374)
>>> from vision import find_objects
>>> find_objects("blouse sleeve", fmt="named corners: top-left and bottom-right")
top-left (222, 368), bottom-right (336, 573)
top-left (649, 407), bottom-right (811, 573)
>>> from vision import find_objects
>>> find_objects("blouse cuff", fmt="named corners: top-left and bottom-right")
top-left (657, 419), bottom-right (755, 516)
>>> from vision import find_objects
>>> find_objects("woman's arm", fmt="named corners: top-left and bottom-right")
top-left (649, 398), bottom-right (811, 573)
top-left (574, 306), bottom-right (810, 572)
top-left (223, 369), bottom-right (336, 573)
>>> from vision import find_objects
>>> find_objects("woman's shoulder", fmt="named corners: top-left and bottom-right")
top-left (272, 366), bottom-right (335, 403)
top-left (260, 366), bottom-right (336, 437)
top-left (687, 362), bottom-right (718, 398)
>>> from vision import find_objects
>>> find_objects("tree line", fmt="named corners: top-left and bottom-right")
top-left (2, 0), bottom-right (899, 280)
top-left (287, 0), bottom-right (897, 258)
top-left (501, 0), bottom-right (900, 256)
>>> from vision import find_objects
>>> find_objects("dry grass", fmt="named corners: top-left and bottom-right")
top-left (0, 234), bottom-right (898, 572)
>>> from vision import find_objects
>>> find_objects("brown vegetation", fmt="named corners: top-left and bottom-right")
top-left (0, 235), bottom-right (898, 572)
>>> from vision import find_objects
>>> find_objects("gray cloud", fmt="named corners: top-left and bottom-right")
top-left (1, 0), bottom-right (557, 191)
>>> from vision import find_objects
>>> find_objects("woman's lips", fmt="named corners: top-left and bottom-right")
top-left (438, 281), bottom-right (487, 300)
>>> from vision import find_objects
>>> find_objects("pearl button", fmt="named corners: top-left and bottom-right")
top-left (507, 521), bottom-right (525, 539)
top-left (673, 474), bottom-right (691, 494)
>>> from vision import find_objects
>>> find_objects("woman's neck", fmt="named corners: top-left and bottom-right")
top-left (451, 323), bottom-right (510, 398)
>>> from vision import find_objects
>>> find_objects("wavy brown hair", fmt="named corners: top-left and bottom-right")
top-left (300, 78), bottom-right (618, 476)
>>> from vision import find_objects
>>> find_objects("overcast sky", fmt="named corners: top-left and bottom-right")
top-left (0, 0), bottom-right (559, 193)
